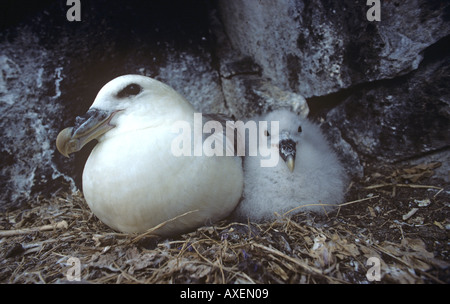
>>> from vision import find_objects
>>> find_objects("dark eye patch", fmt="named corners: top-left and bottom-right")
top-left (117, 83), bottom-right (142, 98)
top-left (297, 125), bottom-right (302, 133)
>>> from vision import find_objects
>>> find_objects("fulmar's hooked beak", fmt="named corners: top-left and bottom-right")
top-left (279, 138), bottom-right (297, 172)
top-left (56, 108), bottom-right (122, 157)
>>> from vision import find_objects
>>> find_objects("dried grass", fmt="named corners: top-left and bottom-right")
top-left (0, 162), bottom-right (448, 284)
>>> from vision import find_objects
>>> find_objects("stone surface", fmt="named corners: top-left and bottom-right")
top-left (326, 42), bottom-right (450, 177)
top-left (211, 11), bottom-right (310, 120)
top-left (0, 1), bottom-right (224, 209)
top-left (218, 0), bottom-right (450, 97)
top-left (0, 31), bottom-right (73, 207)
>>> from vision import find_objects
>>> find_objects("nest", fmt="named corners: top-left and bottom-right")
top-left (0, 162), bottom-right (448, 284)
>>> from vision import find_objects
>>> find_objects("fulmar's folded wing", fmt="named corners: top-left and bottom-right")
top-left (203, 113), bottom-right (243, 157)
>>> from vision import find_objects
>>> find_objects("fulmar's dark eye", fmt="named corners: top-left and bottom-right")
top-left (117, 83), bottom-right (142, 98)
top-left (297, 125), bottom-right (302, 133)
top-left (264, 130), bottom-right (270, 137)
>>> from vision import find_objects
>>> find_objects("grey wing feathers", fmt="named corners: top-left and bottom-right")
top-left (203, 113), bottom-right (241, 156)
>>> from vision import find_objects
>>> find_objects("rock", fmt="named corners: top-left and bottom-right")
top-left (0, 1), bottom-right (224, 209)
top-left (211, 10), bottom-right (310, 119)
top-left (322, 121), bottom-right (364, 178)
top-left (0, 31), bottom-right (72, 207)
top-left (326, 43), bottom-right (450, 178)
top-left (218, 0), bottom-right (450, 97)
top-left (220, 72), bottom-right (310, 119)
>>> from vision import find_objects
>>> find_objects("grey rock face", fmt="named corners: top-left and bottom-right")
top-left (0, 1), bottom-right (223, 208)
top-left (0, 31), bottom-right (72, 207)
top-left (218, 0), bottom-right (450, 97)
top-left (327, 50), bottom-right (450, 177)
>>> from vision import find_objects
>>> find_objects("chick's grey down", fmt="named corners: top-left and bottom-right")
top-left (234, 109), bottom-right (347, 222)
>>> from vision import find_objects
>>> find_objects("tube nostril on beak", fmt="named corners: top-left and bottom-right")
top-left (279, 139), bottom-right (296, 160)
top-left (279, 139), bottom-right (297, 172)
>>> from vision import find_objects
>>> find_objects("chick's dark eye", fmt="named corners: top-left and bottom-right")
top-left (264, 130), bottom-right (270, 137)
top-left (117, 83), bottom-right (142, 98)
top-left (297, 126), bottom-right (302, 133)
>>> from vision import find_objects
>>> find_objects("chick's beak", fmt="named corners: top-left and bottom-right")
top-left (279, 139), bottom-right (297, 172)
top-left (56, 108), bottom-right (121, 157)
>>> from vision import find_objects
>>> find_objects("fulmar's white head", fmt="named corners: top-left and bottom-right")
top-left (233, 108), bottom-right (348, 222)
top-left (56, 75), bottom-right (244, 236)
top-left (57, 75), bottom-right (194, 156)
